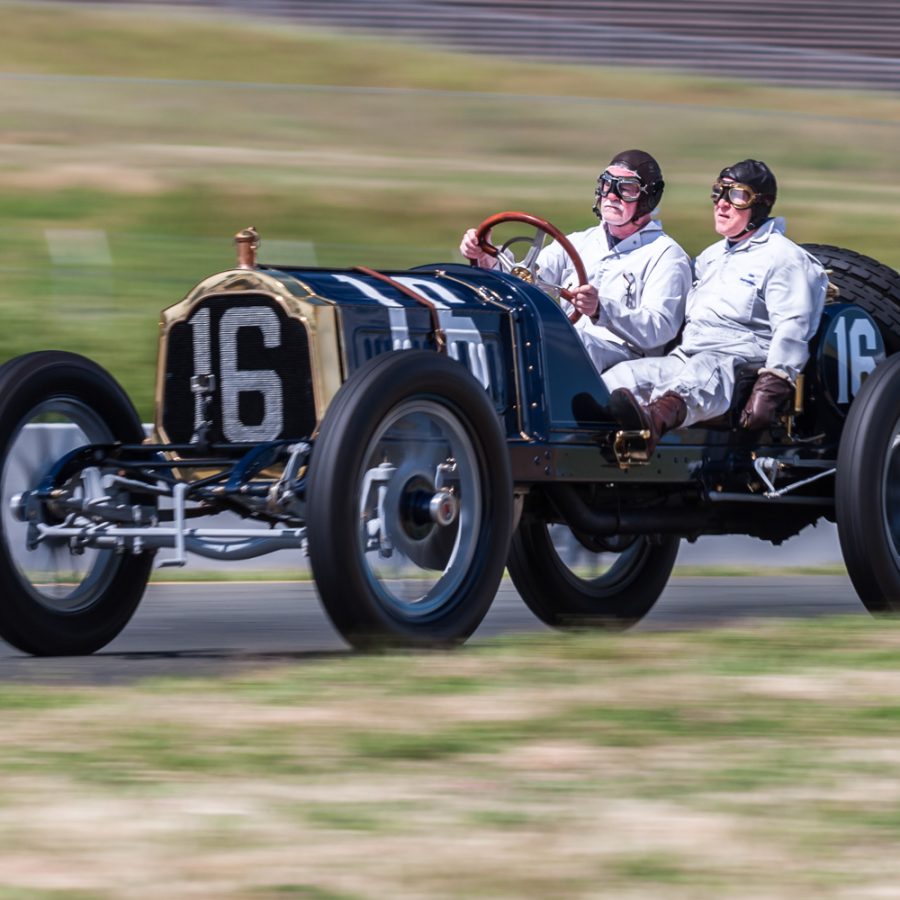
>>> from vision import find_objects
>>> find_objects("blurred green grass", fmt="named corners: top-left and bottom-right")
top-left (1, 2), bottom-right (899, 417)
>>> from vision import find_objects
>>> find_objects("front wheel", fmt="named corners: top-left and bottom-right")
top-left (835, 353), bottom-right (900, 612)
top-left (508, 518), bottom-right (679, 629)
top-left (0, 351), bottom-right (153, 655)
top-left (306, 351), bottom-right (513, 648)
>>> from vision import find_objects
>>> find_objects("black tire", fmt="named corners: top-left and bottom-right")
top-left (306, 351), bottom-right (513, 648)
top-left (835, 352), bottom-right (900, 613)
top-left (508, 519), bottom-right (679, 629)
top-left (803, 244), bottom-right (900, 352)
top-left (0, 351), bottom-right (154, 655)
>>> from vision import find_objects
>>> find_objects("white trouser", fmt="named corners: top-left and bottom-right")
top-left (577, 331), bottom-right (638, 374)
top-left (602, 348), bottom-right (758, 427)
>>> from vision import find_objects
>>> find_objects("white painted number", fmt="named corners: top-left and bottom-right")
top-left (834, 315), bottom-right (880, 404)
top-left (189, 306), bottom-right (284, 442)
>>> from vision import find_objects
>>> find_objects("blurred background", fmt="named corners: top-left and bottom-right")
top-left (3, 0), bottom-right (898, 565)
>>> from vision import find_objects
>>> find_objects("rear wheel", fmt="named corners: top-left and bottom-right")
top-left (508, 519), bottom-right (679, 629)
top-left (0, 352), bottom-right (153, 655)
top-left (835, 353), bottom-right (900, 612)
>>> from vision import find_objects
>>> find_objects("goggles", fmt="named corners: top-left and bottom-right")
top-left (596, 171), bottom-right (645, 203)
top-left (710, 180), bottom-right (760, 209)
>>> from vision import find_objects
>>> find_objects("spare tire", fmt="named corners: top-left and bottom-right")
top-left (803, 244), bottom-right (900, 353)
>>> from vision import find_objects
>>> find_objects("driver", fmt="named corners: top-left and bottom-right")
top-left (459, 149), bottom-right (692, 373)
top-left (603, 159), bottom-right (828, 455)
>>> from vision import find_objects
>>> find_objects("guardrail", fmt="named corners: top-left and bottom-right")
top-left (63, 0), bottom-right (900, 91)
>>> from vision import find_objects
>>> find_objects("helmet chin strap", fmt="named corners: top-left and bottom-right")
top-left (730, 211), bottom-right (770, 242)
top-left (730, 225), bottom-right (756, 241)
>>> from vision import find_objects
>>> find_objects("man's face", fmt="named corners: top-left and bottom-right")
top-left (599, 165), bottom-right (641, 227)
top-left (713, 179), bottom-right (754, 238)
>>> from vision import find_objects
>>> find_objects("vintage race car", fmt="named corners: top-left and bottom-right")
top-left (0, 213), bottom-right (898, 655)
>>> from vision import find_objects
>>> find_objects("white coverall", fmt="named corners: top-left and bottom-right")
top-left (602, 217), bottom-right (828, 427)
top-left (536, 219), bottom-right (692, 372)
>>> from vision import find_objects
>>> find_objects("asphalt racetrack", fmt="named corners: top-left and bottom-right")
top-left (0, 575), bottom-right (865, 684)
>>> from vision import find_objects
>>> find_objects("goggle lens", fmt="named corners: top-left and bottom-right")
top-left (711, 181), bottom-right (757, 209)
top-left (598, 172), bottom-right (644, 203)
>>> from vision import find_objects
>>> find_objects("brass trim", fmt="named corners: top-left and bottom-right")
top-left (234, 226), bottom-right (259, 269)
top-left (710, 180), bottom-right (759, 210)
top-left (509, 265), bottom-right (535, 283)
top-left (823, 271), bottom-right (841, 302)
top-left (151, 268), bottom-right (340, 449)
top-left (613, 429), bottom-right (652, 468)
top-left (793, 373), bottom-right (805, 415)
top-left (433, 271), bottom-right (513, 313)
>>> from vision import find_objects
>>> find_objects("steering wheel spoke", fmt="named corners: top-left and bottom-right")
top-left (520, 232), bottom-right (546, 270)
top-left (534, 277), bottom-right (565, 300)
top-left (492, 248), bottom-right (519, 275)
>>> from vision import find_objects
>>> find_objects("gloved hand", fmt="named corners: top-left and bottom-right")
top-left (740, 370), bottom-right (794, 430)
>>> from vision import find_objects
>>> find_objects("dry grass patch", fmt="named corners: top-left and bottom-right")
top-left (0, 621), bottom-right (897, 894)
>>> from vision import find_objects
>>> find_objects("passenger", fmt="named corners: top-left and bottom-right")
top-left (603, 159), bottom-right (828, 454)
top-left (459, 149), bottom-right (692, 373)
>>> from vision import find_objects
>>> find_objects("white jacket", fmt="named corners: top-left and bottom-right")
top-left (680, 217), bottom-right (828, 380)
top-left (537, 219), bottom-right (691, 359)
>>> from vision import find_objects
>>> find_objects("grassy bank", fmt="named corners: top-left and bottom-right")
top-left (0, 617), bottom-right (899, 896)
top-left (1, 2), bottom-right (899, 414)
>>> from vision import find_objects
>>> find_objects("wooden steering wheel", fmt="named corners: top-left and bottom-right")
top-left (473, 211), bottom-right (588, 324)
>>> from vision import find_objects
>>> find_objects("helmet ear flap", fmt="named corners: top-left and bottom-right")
top-left (747, 198), bottom-right (774, 230)
top-left (639, 178), bottom-right (665, 217)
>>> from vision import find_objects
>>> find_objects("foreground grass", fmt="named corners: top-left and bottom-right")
top-left (0, 617), bottom-right (899, 896)
top-left (1, 3), bottom-right (900, 415)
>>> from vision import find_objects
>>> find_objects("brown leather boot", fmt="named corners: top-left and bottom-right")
top-left (646, 391), bottom-right (688, 449)
top-left (610, 389), bottom-right (687, 455)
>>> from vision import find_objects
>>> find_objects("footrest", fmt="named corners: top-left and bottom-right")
top-left (613, 429), bottom-right (652, 467)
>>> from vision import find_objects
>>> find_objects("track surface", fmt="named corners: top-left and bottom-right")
top-left (0, 576), bottom-right (865, 685)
